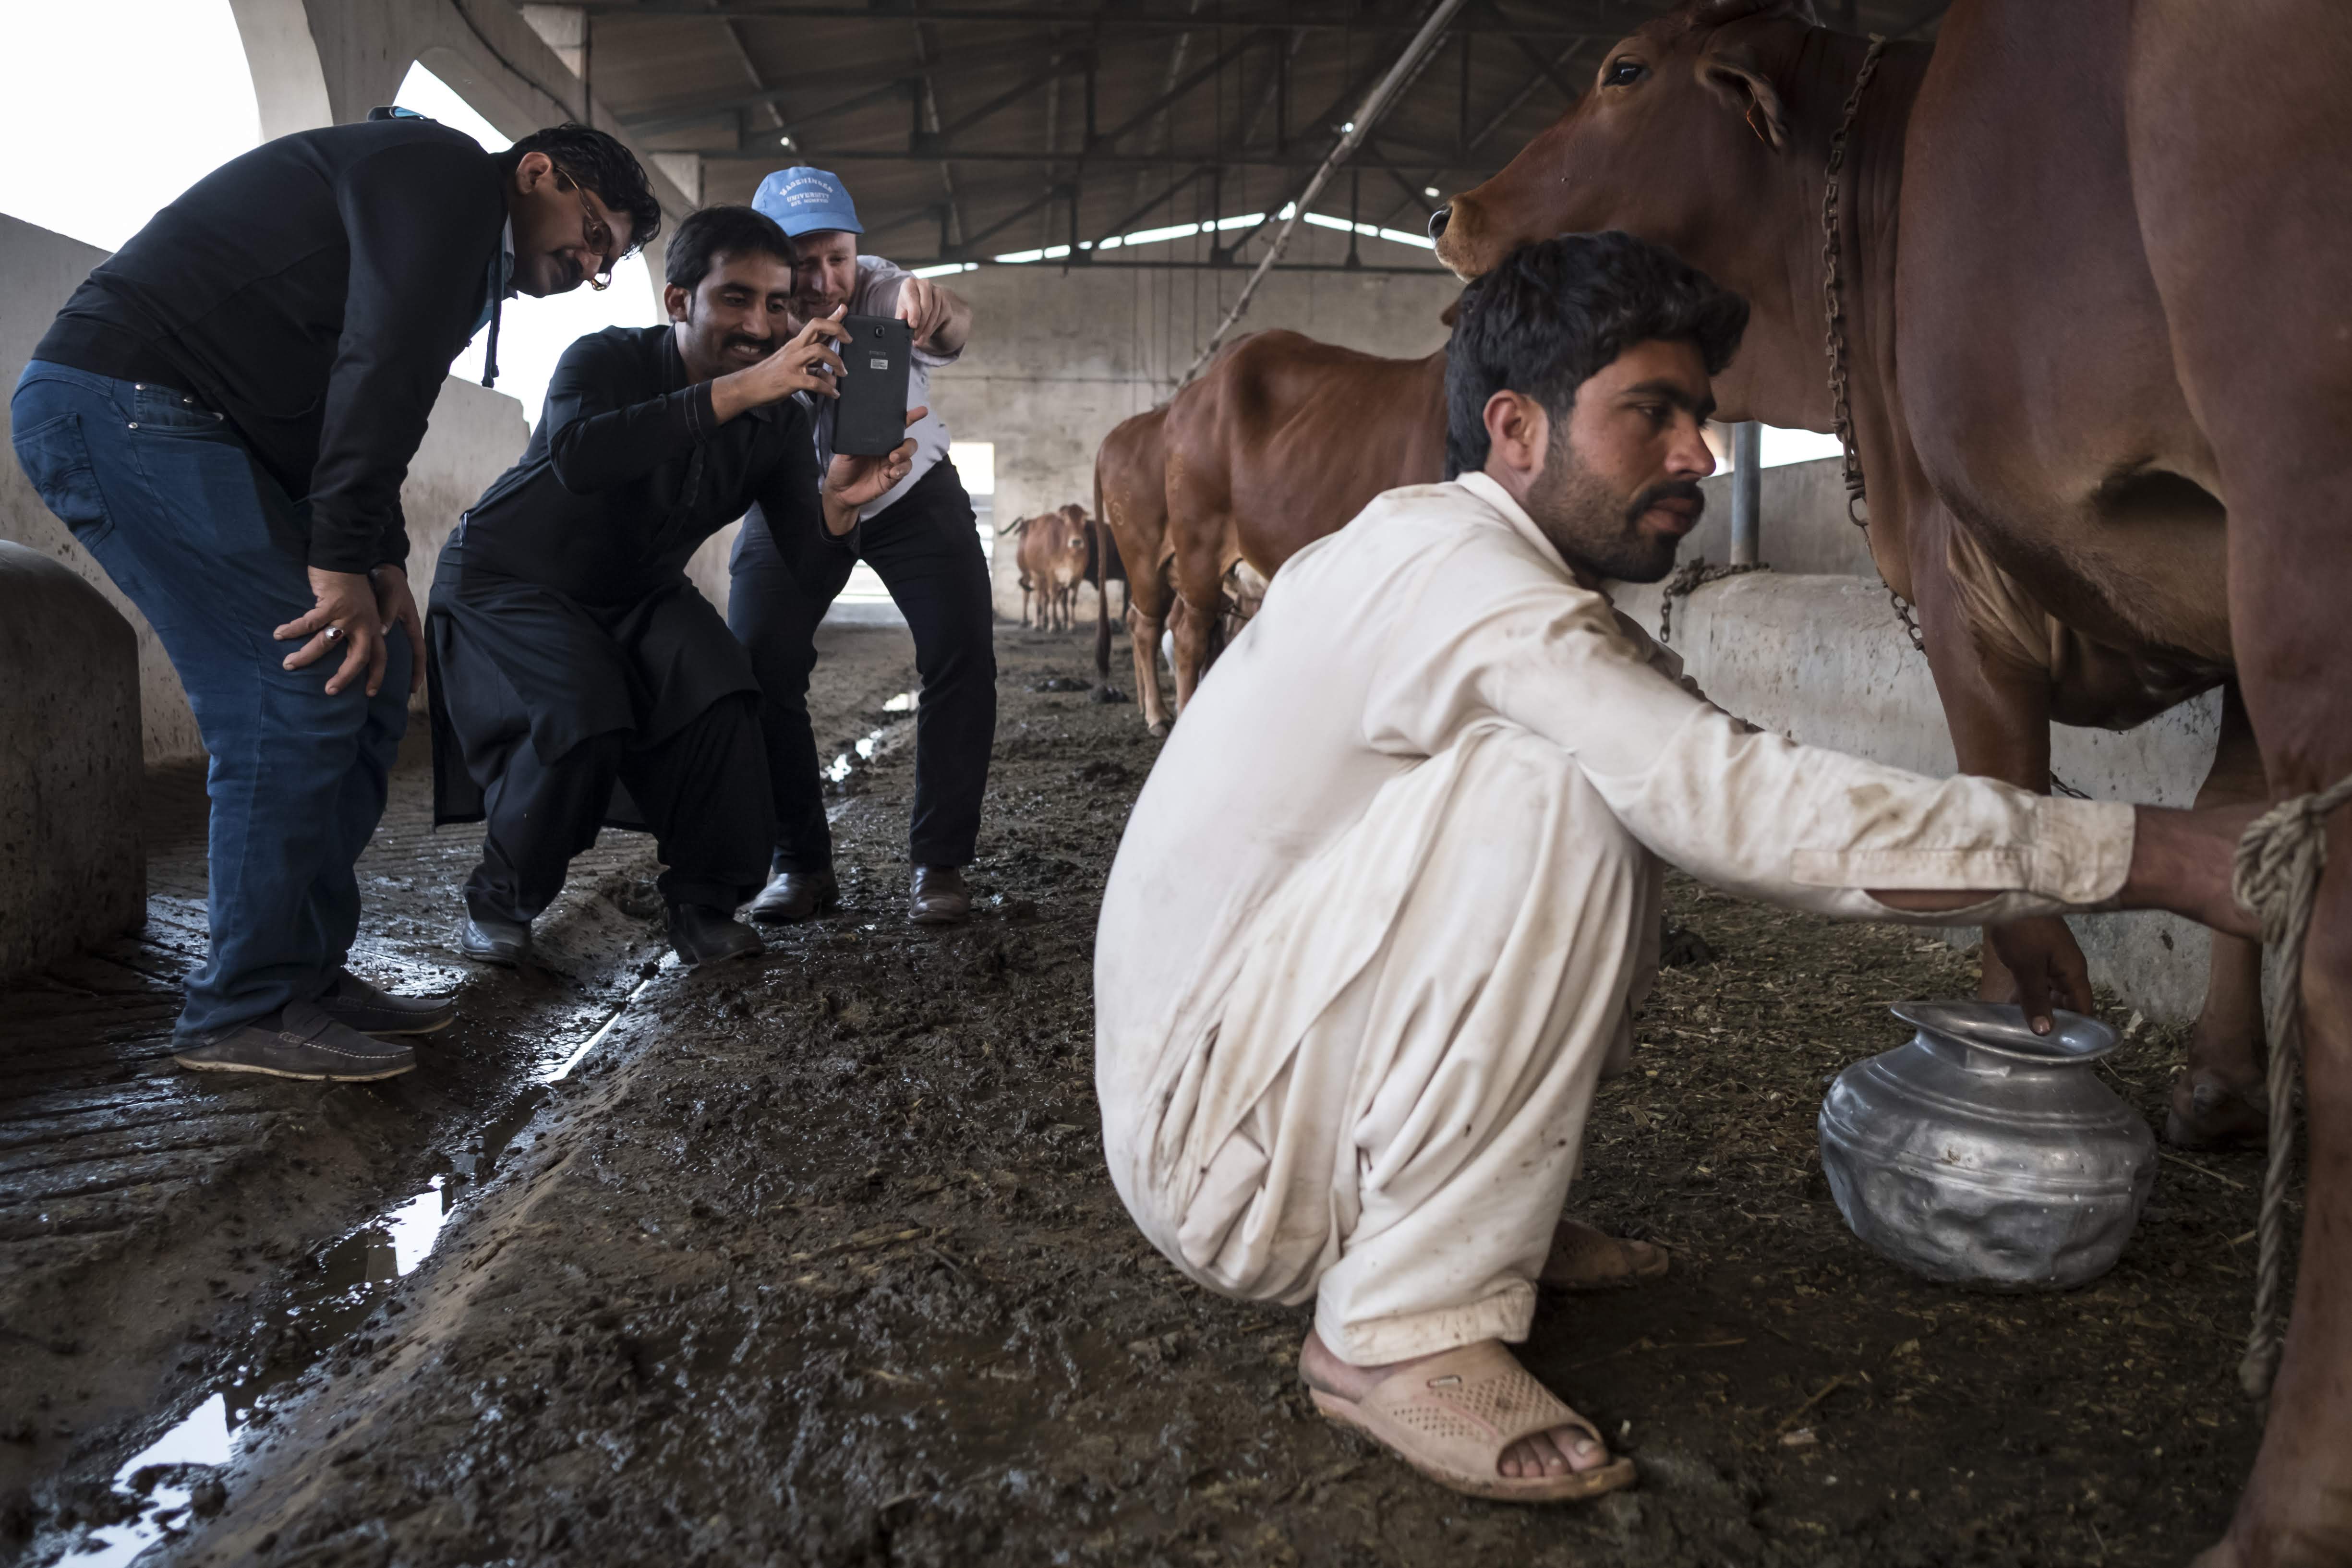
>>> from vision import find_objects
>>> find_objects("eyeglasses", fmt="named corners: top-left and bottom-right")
top-left (557, 169), bottom-right (619, 291)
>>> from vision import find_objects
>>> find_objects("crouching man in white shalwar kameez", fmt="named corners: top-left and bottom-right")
top-left (1091, 234), bottom-right (2259, 1504)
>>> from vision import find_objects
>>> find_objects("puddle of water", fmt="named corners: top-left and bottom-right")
top-left (66, 1395), bottom-right (231, 1566)
top-left (537, 952), bottom-right (675, 1085)
top-left (882, 690), bottom-right (917, 713)
top-left (823, 718), bottom-right (913, 785)
top-left (51, 962), bottom-right (669, 1562)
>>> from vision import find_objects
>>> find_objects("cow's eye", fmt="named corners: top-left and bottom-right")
top-left (1605, 58), bottom-right (1648, 87)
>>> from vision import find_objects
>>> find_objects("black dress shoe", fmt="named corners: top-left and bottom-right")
top-left (315, 968), bottom-right (456, 1035)
top-left (748, 868), bottom-right (841, 924)
top-left (668, 904), bottom-right (764, 966)
top-left (909, 865), bottom-right (972, 926)
top-left (457, 912), bottom-right (531, 967)
top-left (172, 1001), bottom-right (417, 1081)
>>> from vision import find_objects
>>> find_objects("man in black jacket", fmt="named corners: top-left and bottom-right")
top-left (429, 205), bottom-right (918, 969)
top-left (10, 114), bottom-right (662, 1082)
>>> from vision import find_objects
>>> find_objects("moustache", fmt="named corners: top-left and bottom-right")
top-left (1625, 481), bottom-right (1706, 526)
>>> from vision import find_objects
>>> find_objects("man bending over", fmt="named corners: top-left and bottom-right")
top-left (1092, 233), bottom-right (2258, 1502)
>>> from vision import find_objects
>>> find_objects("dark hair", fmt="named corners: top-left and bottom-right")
top-left (500, 123), bottom-right (663, 257)
top-left (1443, 231), bottom-right (1749, 479)
top-left (663, 205), bottom-right (796, 292)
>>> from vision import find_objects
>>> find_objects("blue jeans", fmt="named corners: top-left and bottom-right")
top-left (10, 362), bottom-right (409, 1041)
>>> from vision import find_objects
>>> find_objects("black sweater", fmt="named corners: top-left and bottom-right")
top-left (455, 324), bottom-right (843, 606)
top-left (34, 118), bottom-right (505, 574)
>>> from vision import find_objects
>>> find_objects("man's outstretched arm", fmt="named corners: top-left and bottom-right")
top-left (1872, 802), bottom-right (2261, 1031)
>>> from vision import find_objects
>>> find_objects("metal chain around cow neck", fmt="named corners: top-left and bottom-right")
top-left (1818, 35), bottom-right (1923, 652)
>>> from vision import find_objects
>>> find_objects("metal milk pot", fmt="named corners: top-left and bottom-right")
top-left (1818, 1001), bottom-right (2156, 1290)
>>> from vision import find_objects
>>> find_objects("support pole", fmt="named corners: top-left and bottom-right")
top-left (1175, 0), bottom-right (1468, 388)
top-left (1730, 421), bottom-right (1762, 566)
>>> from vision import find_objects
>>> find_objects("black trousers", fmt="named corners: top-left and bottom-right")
top-left (728, 459), bottom-right (997, 872)
top-left (465, 694), bottom-right (775, 923)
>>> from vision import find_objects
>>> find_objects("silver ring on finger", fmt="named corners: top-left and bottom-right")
top-left (324, 626), bottom-right (344, 642)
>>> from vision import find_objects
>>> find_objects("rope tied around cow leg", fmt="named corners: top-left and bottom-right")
top-left (2233, 772), bottom-right (2352, 1399)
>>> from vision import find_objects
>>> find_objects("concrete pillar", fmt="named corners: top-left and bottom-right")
top-left (226, 0), bottom-right (336, 137)
top-left (0, 541), bottom-right (145, 982)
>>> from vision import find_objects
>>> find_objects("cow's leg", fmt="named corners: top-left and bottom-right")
top-left (1902, 501), bottom-right (2095, 1016)
top-left (2170, 683), bottom-right (2272, 1149)
top-left (2127, 11), bottom-right (2352, 1561)
top-left (1170, 593), bottom-right (1215, 714)
top-left (1168, 545), bottom-right (1227, 716)
top-left (1125, 573), bottom-right (1172, 736)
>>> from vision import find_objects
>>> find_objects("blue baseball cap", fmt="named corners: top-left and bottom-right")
top-left (752, 166), bottom-right (863, 237)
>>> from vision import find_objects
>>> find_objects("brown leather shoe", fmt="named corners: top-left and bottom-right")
top-left (748, 868), bottom-right (840, 924)
top-left (909, 865), bottom-right (972, 926)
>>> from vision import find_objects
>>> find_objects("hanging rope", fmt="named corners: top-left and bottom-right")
top-left (1175, 0), bottom-right (1470, 387)
top-left (2232, 773), bottom-right (2352, 1399)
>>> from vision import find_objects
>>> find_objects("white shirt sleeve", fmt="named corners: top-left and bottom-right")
top-left (853, 255), bottom-right (962, 368)
top-left (1363, 530), bottom-right (2135, 924)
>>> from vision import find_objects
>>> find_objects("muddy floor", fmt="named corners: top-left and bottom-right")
top-left (8, 623), bottom-right (2284, 1568)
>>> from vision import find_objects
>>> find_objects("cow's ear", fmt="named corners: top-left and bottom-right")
top-left (1698, 37), bottom-right (1792, 150)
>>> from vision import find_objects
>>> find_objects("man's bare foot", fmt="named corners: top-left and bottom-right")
top-left (1539, 1218), bottom-right (1669, 1291)
top-left (1299, 1329), bottom-right (1608, 1479)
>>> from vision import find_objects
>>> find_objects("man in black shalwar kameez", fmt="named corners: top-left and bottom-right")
top-left (428, 205), bottom-right (917, 967)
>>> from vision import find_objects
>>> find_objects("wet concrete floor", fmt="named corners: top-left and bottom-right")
top-left (3, 622), bottom-right (2284, 1568)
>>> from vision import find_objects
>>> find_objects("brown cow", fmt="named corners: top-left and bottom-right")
top-left (1091, 332), bottom-right (1448, 733)
top-left (1007, 504), bottom-right (1090, 631)
top-left (1430, 3), bottom-right (2352, 1558)
top-left (1445, 2), bottom-right (2271, 1158)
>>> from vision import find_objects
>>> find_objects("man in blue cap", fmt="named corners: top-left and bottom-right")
top-left (733, 167), bottom-right (991, 926)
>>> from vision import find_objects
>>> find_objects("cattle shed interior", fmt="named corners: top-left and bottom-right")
top-left (0, 3), bottom-right (2297, 1568)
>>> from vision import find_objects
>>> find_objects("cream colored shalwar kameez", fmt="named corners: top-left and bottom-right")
top-left (1094, 473), bottom-right (2135, 1367)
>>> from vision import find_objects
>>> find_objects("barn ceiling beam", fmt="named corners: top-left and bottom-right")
top-left (943, 187), bottom-right (1058, 256)
top-left (924, 51), bottom-right (1086, 145)
top-left (580, 1), bottom-right (1605, 39)
top-left (618, 32), bottom-right (1090, 134)
top-left (1182, 0), bottom-right (1472, 384)
top-left (690, 146), bottom-right (1472, 172)
top-left (1461, 35), bottom-right (1592, 156)
top-left (1085, 29), bottom-right (1280, 155)
top-left (1474, 0), bottom-right (1586, 108)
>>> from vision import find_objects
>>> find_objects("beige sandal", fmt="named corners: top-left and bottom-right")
top-left (1538, 1219), bottom-right (1671, 1291)
top-left (1308, 1340), bottom-right (1638, 1503)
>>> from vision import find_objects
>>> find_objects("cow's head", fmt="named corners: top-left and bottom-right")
top-left (1430, 0), bottom-right (1825, 284)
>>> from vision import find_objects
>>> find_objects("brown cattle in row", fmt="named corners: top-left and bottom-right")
top-left (1091, 333), bottom-right (1447, 733)
top-left (1430, 1), bottom-right (2351, 1557)
top-left (1006, 504), bottom-right (1091, 631)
